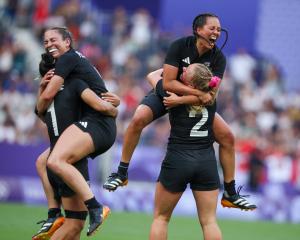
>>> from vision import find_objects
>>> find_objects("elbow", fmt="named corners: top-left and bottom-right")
top-left (106, 106), bottom-right (118, 117)
top-left (146, 72), bottom-right (152, 82)
top-left (103, 105), bottom-right (118, 118)
top-left (94, 103), bottom-right (113, 114)
top-left (110, 108), bottom-right (118, 118)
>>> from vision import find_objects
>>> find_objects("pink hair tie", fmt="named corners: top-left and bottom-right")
top-left (209, 76), bottom-right (221, 88)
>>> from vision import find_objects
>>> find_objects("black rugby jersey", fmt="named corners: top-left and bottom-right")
top-left (54, 49), bottom-right (108, 96)
top-left (54, 49), bottom-right (115, 122)
top-left (45, 78), bottom-right (88, 149)
top-left (156, 80), bottom-right (216, 149)
top-left (165, 36), bottom-right (226, 80)
top-left (168, 103), bottom-right (216, 150)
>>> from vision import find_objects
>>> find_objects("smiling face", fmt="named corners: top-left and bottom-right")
top-left (43, 29), bottom-right (71, 59)
top-left (195, 16), bottom-right (221, 49)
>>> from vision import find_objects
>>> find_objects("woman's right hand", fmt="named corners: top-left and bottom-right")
top-left (101, 92), bottom-right (121, 107)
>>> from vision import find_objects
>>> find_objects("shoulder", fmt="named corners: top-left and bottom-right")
top-left (171, 36), bottom-right (195, 47)
top-left (214, 47), bottom-right (226, 61)
top-left (56, 49), bottom-right (78, 64)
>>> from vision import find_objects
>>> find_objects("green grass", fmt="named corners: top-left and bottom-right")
top-left (0, 202), bottom-right (299, 240)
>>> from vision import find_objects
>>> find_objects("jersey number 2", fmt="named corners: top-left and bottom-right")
top-left (47, 102), bottom-right (59, 136)
top-left (189, 107), bottom-right (208, 137)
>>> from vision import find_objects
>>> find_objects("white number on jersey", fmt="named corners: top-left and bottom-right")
top-left (189, 107), bottom-right (208, 137)
top-left (47, 101), bottom-right (59, 136)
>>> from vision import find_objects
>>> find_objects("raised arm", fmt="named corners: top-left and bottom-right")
top-left (146, 68), bottom-right (163, 88)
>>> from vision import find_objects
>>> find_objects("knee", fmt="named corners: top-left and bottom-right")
top-left (69, 221), bottom-right (85, 234)
top-left (36, 154), bottom-right (47, 176)
top-left (46, 156), bottom-right (62, 175)
top-left (63, 221), bottom-right (85, 237)
top-left (154, 213), bottom-right (171, 224)
top-left (130, 114), bottom-right (150, 130)
top-left (199, 216), bottom-right (216, 228)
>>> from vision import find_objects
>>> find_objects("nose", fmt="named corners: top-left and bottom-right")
top-left (44, 41), bottom-right (52, 49)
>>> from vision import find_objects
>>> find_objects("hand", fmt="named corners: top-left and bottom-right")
top-left (163, 91), bottom-right (182, 109)
top-left (40, 69), bottom-right (54, 89)
top-left (101, 92), bottom-right (121, 107)
top-left (198, 92), bottom-right (213, 105)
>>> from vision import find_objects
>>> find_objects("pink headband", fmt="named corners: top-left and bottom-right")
top-left (208, 76), bottom-right (221, 88)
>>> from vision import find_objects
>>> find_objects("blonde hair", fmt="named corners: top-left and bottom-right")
top-left (188, 63), bottom-right (217, 113)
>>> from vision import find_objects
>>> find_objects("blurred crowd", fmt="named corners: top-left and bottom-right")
top-left (0, 0), bottom-right (300, 192)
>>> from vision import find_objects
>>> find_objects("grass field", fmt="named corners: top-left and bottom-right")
top-left (0, 202), bottom-right (299, 240)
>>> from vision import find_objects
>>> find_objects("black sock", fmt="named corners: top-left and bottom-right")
top-left (117, 162), bottom-right (129, 176)
top-left (84, 197), bottom-right (101, 210)
top-left (224, 180), bottom-right (237, 195)
top-left (48, 208), bottom-right (61, 218)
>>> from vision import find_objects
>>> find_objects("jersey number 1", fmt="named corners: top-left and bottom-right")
top-left (189, 107), bottom-right (208, 137)
top-left (47, 101), bottom-right (59, 136)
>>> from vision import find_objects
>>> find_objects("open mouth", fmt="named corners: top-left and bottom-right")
top-left (48, 48), bottom-right (58, 53)
top-left (209, 36), bottom-right (217, 46)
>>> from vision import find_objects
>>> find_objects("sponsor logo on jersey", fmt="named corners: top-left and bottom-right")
top-left (79, 121), bottom-right (88, 128)
top-left (182, 57), bottom-right (190, 64)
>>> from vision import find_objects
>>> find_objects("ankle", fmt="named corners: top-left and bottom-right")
top-left (224, 180), bottom-right (236, 195)
top-left (84, 197), bottom-right (101, 210)
top-left (48, 208), bottom-right (61, 218)
top-left (117, 162), bottom-right (129, 176)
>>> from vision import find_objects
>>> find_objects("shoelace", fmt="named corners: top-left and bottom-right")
top-left (236, 186), bottom-right (250, 199)
top-left (35, 219), bottom-right (51, 234)
top-left (36, 219), bottom-right (47, 225)
top-left (109, 173), bottom-right (118, 178)
top-left (108, 173), bottom-right (127, 179)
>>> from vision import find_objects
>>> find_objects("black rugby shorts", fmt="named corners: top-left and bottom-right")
top-left (140, 89), bottom-right (167, 120)
top-left (158, 146), bottom-right (220, 192)
top-left (74, 116), bottom-right (116, 158)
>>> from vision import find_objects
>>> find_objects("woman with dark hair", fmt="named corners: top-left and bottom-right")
top-left (105, 13), bottom-right (256, 212)
top-left (149, 63), bottom-right (222, 240)
top-left (35, 27), bottom-right (118, 237)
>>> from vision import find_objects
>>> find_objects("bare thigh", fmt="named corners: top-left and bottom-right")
top-left (49, 124), bottom-right (94, 164)
top-left (213, 113), bottom-right (234, 145)
top-left (192, 189), bottom-right (219, 224)
top-left (153, 182), bottom-right (183, 220)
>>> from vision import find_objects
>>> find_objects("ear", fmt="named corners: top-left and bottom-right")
top-left (66, 38), bottom-right (71, 48)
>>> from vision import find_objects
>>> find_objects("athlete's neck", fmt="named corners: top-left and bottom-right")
top-left (196, 39), bottom-right (209, 56)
